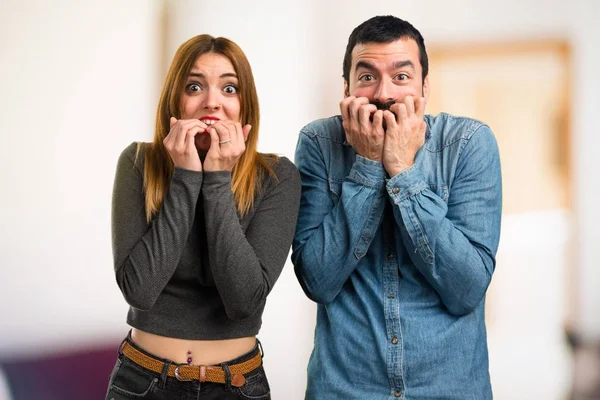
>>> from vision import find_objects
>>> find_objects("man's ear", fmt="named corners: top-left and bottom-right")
top-left (423, 76), bottom-right (430, 105)
top-left (343, 80), bottom-right (349, 98)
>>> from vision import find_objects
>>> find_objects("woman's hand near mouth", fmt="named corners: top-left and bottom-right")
top-left (163, 117), bottom-right (208, 171)
top-left (203, 120), bottom-right (251, 172)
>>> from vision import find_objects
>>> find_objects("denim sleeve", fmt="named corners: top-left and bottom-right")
top-left (292, 131), bottom-right (387, 304)
top-left (387, 125), bottom-right (502, 316)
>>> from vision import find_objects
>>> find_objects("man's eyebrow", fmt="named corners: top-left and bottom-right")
top-left (393, 60), bottom-right (415, 71)
top-left (355, 61), bottom-right (376, 71)
top-left (355, 60), bottom-right (416, 71)
top-left (187, 72), bottom-right (238, 79)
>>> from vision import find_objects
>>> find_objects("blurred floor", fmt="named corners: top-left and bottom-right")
top-left (569, 332), bottom-right (600, 399)
top-left (0, 343), bottom-right (117, 400)
top-left (0, 368), bottom-right (12, 400)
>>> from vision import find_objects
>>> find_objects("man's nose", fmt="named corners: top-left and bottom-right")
top-left (373, 79), bottom-right (396, 104)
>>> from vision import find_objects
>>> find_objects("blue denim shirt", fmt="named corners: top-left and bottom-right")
top-left (292, 113), bottom-right (502, 399)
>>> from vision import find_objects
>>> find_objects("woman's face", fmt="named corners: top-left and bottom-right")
top-left (180, 52), bottom-right (241, 151)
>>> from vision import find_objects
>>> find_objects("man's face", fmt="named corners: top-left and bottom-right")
top-left (345, 39), bottom-right (429, 111)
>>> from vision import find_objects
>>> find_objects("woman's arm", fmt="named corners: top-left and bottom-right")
top-left (202, 158), bottom-right (301, 320)
top-left (111, 143), bottom-right (203, 310)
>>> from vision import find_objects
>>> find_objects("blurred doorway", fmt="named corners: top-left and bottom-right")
top-left (427, 40), bottom-right (572, 399)
top-left (428, 40), bottom-right (571, 213)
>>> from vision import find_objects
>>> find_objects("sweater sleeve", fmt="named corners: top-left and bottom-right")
top-left (202, 157), bottom-right (301, 320)
top-left (111, 142), bottom-right (203, 310)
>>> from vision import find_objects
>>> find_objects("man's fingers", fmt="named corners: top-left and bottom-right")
top-left (349, 97), bottom-right (370, 124)
top-left (404, 96), bottom-right (415, 116)
top-left (389, 103), bottom-right (408, 124)
top-left (358, 104), bottom-right (377, 130)
top-left (339, 96), bottom-right (354, 122)
top-left (383, 110), bottom-right (397, 131)
top-left (372, 110), bottom-right (384, 131)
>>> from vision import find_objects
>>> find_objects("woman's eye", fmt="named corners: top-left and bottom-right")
top-left (186, 83), bottom-right (201, 92)
top-left (223, 84), bottom-right (238, 94)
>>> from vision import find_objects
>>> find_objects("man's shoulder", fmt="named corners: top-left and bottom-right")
top-left (300, 115), bottom-right (345, 143)
top-left (425, 112), bottom-right (493, 150)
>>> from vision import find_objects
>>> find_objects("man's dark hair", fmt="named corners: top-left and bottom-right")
top-left (342, 15), bottom-right (428, 84)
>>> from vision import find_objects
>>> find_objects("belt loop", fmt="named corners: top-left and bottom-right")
top-left (221, 363), bottom-right (232, 392)
top-left (256, 338), bottom-right (264, 359)
top-left (158, 360), bottom-right (172, 389)
top-left (199, 365), bottom-right (207, 383)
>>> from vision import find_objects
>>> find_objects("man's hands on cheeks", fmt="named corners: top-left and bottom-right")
top-left (382, 96), bottom-right (427, 177)
top-left (203, 121), bottom-right (251, 171)
top-left (340, 96), bottom-right (385, 162)
top-left (164, 117), bottom-right (207, 171)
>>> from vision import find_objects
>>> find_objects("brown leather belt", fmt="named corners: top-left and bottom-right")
top-left (121, 341), bottom-right (262, 387)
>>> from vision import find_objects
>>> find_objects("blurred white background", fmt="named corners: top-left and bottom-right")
top-left (1, 1), bottom-right (599, 399)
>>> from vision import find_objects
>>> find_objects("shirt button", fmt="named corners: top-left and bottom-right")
top-left (392, 187), bottom-right (400, 194)
top-left (394, 389), bottom-right (402, 397)
top-left (387, 253), bottom-right (395, 259)
top-left (391, 337), bottom-right (398, 344)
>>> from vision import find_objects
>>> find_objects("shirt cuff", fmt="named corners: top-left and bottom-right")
top-left (386, 165), bottom-right (429, 202)
top-left (347, 155), bottom-right (386, 189)
top-left (172, 166), bottom-right (204, 185)
top-left (202, 171), bottom-right (233, 199)
top-left (202, 170), bottom-right (232, 184)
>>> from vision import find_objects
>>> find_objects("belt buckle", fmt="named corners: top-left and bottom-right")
top-left (174, 366), bottom-right (193, 381)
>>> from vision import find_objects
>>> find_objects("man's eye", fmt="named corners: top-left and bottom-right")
top-left (186, 83), bottom-right (201, 92)
top-left (359, 74), bottom-right (374, 82)
top-left (223, 84), bottom-right (238, 94)
top-left (397, 74), bottom-right (409, 81)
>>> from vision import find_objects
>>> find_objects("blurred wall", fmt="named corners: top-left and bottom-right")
top-left (1, 0), bottom-right (599, 399)
top-left (0, 0), bottom-right (164, 351)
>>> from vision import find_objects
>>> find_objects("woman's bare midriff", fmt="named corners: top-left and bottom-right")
top-left (131, 328), bottom-right (257, 366)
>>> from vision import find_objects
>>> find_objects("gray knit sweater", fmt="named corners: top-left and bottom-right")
top-left (111, 142), bottom-right (301, 339)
